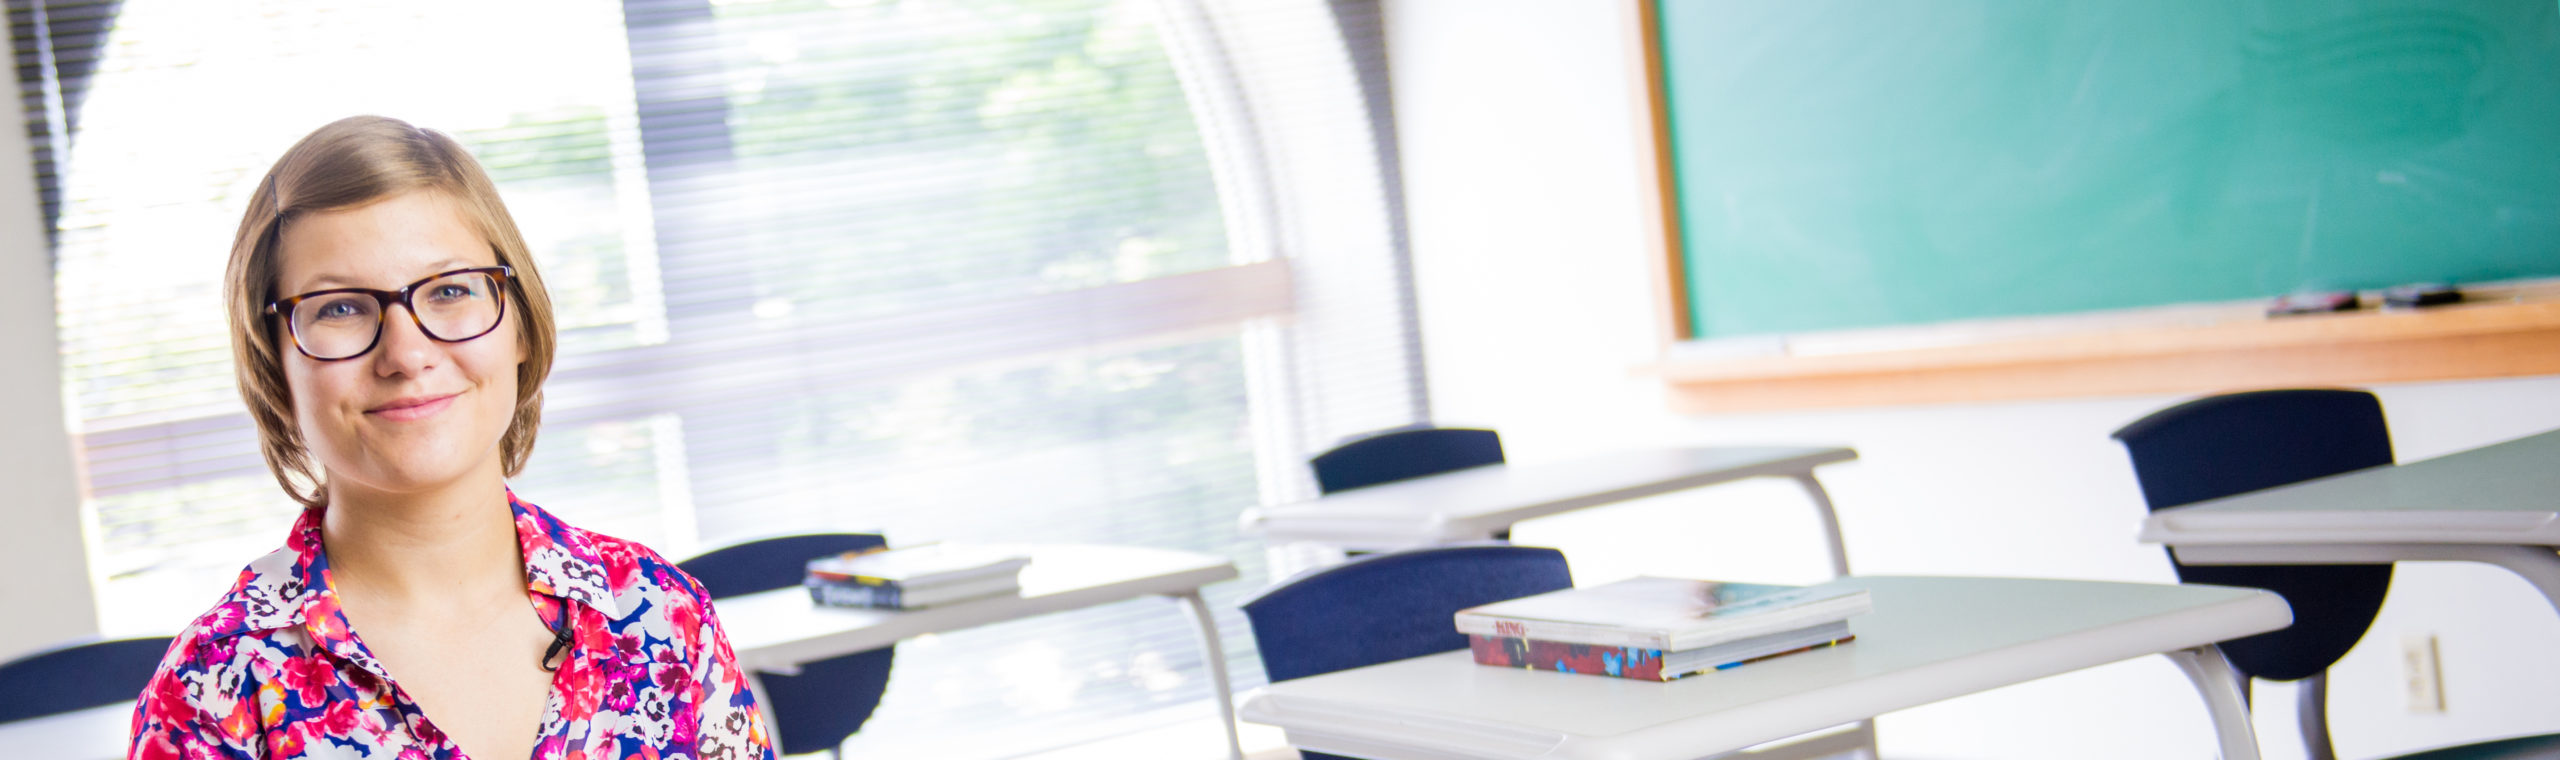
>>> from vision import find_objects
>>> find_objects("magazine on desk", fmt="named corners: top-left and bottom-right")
top-left (803, 543), bottom-right (1031, 609)
top-left (1454, 576), bottom-right (1870, 651)
top-left (1468, 621), bottom-right (1856, 681)
top-left (807, 575), bottom-right (1023, 608)
top-left (804, 543), bottom-right (1031, 587)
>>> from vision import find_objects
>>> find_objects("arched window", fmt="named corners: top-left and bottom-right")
top-left (8, 0), bottom-right (1422, 754)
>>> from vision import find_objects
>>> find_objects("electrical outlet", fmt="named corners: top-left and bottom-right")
top-left (2404, 633), bottom-right (2445, 713)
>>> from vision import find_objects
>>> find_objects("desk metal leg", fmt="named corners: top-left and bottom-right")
top-left (1850, 718), bottom-right (1879, 759)
top-left (2298, 672), bottom-right (2337, 760)
top-left (2165, 644), bottom-right (2261, 760)
top-left (1789, 473), bottom-right (1853, 578)
top-left (1173, 590), bottom-right (1247, 760)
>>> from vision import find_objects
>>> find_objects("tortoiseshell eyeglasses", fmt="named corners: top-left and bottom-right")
top-left (265, 266), bottom-right (512, 361)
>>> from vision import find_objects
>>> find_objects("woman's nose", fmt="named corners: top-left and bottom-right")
top-left (370, 304), bottom-right (441, 376)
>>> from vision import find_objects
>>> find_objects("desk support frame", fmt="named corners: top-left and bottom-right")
top-left (2297, 672), bottom-right (2336, 760)
top-left (721, 544), bottom-right (1241, 759)
top-left (1779, 473), bottom-right (1871, 760)
top-left (1791, 473), bottom-right (1852, 578)
top-left (1705, 722), bottom-right (1877, 760)
top-left (741, 600), bottom-right (1245, 760)
top-left (1456, 472), bottom-right (1853, 579)
top-left (2172, 543), bottom-right (2560, 618)
top-left (1169, 589), bottom-right (1247, 760)
top-left (2163, 644), bottom-right (2261, 760)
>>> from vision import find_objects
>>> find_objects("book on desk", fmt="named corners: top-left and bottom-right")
top-left (804, 543), bottom-right (1031, 609)
top-left (1455, 577), bottom-right (1868, 681)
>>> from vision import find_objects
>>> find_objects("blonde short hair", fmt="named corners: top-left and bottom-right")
top-left (225, 115), bottom-right (557, 508)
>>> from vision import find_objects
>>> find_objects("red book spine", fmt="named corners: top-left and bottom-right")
top-left (1468, 635), bottom-right (1669, 681)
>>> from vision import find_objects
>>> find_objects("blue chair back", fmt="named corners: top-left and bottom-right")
top-left (681, 534), bottom-right (894, 757)
top-left (0, 636), bottom-right (173, 723)
top-left (1311, 426), bottom-right (1504, 494)
top-left (1241, 543), bottom-right (1571, 683)
top-left (2112, 389), bottom-right (2395, 682)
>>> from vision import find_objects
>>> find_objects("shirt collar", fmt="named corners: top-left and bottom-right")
top-left (506, 489), bottom-right (627, 619)
top-left (202, 488), bottom-right (628, 648)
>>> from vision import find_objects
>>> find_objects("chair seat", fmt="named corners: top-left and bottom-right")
top-left (2392, 732), bottom-right (2560, 760)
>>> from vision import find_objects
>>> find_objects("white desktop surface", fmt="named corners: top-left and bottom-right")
top-left (720, 542), bottom-right (1248, 758)
top-left (1241, 446), bottom-right (1857, 550)
top-left (1239, 576), bottom-right (2288, 760)
top-left (0, 703), bottom-right (126, 760)
top-left (2139, 429), bottom-right (2560, 546)
top-left (719, 543), bottom-right (1236, 672)
top-left (2138, 429), bottom-right (2560, 616)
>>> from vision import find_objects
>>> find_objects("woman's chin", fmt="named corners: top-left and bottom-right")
top-left (328, 467), bottom-right (486, 500)
top-left (323, 448), bottom-right (500, 499)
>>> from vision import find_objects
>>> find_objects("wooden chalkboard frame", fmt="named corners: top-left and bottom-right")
top-left (1630, 0), bottom-right (2560, 412)
top-left (1634, 0), bottom-right (1691, 346)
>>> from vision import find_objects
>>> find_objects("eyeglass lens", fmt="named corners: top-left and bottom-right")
top-left (290, 271), bottom-right (503, 360)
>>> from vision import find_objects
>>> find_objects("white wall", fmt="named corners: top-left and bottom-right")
top-left (0, 26), bottom-right (102, 660)
top-left (1383, 2), bottom-right (2560, 759)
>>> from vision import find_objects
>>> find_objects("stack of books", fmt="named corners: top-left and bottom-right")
top-left (1454, 576), bottom-right (1870, 682)
top-left (803, 544), bottom-right (1032, 610)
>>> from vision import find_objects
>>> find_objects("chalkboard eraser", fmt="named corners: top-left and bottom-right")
top-left (2383, 283), bottom-right (2463, 309)
top-left (2268, 291), bottom-right (2360, 316)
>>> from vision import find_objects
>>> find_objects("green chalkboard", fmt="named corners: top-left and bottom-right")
top-left (1659, 0), bottom-right (2560, 339)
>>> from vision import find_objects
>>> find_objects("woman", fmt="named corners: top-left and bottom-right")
top-left (129, 116), bottom-right (774, 760)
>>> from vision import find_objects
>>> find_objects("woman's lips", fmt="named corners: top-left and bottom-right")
top-left (367, 393), bottom-right (457, 422)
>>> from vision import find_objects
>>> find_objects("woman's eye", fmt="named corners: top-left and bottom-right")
top-left (427, 283), bottom-right (478, 302)
top-left (314, 301), bottom-right (365, 320)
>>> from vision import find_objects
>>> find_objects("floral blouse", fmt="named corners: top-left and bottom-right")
top-left (128, 491), bottom-right (775, 760)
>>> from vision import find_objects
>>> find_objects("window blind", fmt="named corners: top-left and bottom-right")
top-left (11, 0), bottom-right (1425, 756)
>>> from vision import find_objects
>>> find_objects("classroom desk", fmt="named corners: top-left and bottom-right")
top-left (1241, 446), bottom-right (1861, 573)
top-left (2139, 429), bottom-right (2560, 615)
top-left (0, 702), bottom-right (126, 760)
top-left (717, 543), bottom-right (1246, 760)
top-left (1237, 576), bottom-right (2287, 760)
